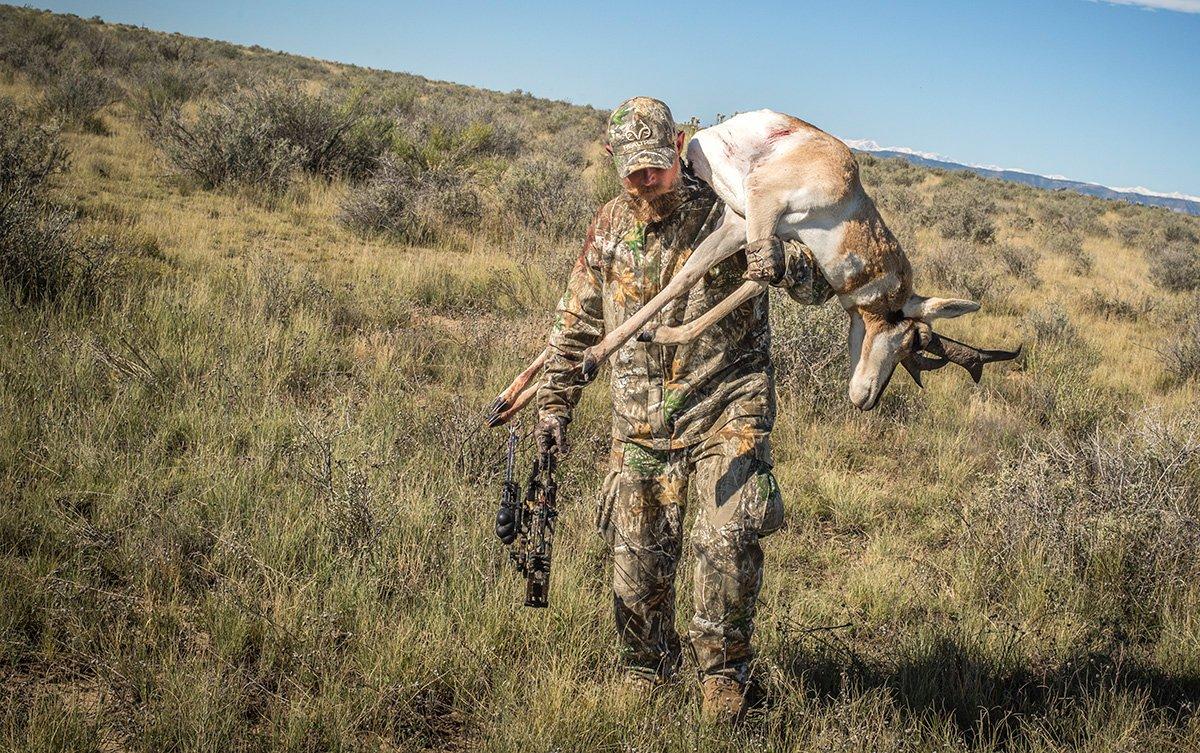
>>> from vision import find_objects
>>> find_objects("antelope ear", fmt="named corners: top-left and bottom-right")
top-left (902, 295), bottom-right (980, 321)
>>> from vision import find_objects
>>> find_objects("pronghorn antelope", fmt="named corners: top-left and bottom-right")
top-left (487, 110), bottom-right (1018, 426)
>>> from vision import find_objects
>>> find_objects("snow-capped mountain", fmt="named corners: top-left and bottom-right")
top-left (840, 138), bottom-right (1200, 216)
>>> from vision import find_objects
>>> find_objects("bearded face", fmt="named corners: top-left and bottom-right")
top-left (623, 163), bottom-right (683, 222)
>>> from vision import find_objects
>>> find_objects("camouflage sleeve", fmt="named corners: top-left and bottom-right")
top-left (780, 239), bottom-right (835, 306)
top-left (536, 211), bottom-right (607, 423)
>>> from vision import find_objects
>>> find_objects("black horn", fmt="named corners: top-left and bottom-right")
top-left (900, 351), bottom-right (951, 387)
top-left (923, 333), bottom-right (1022, 383)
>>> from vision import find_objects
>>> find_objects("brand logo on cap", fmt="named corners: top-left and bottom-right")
top-left (615, 120), bottom-right (652, 144)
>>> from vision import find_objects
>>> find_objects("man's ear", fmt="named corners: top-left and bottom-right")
top-left (675, 130), bottom-right (685, 153)
top-left (604, 142), bottom-right (613, 156)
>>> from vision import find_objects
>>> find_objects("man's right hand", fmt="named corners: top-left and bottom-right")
top-left (535, 414), bottom-right (570, 457)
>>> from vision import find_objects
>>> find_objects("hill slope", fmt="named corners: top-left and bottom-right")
top-left (846, 143), bottom-right (1200, 216)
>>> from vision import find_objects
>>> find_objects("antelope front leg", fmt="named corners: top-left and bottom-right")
top-left (486, 347), bottom-right (549, 427)
top-left (486, 379), bottom-right (540, 427)
top-left (576, 209), bottom-right (746, 379)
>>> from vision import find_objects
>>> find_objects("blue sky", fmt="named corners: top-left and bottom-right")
top-left (24, 0), bottom-right (1200, 196)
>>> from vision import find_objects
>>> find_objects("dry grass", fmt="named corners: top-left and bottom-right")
top-left (3, 7), bottom-right (1200, 751)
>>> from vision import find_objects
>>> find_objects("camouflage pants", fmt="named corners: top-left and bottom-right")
top-left (595, 421), bottom-right (784, 683)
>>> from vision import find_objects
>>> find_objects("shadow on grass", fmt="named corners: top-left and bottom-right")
top-left (767, 627), bottom-right (1200, 748)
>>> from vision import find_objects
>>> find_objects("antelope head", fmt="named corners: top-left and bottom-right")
top-left (847, 295), bottom-right (1021, 411)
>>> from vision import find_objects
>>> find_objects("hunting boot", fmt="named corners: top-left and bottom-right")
top-left (615, 671), bottom-right (665, 704)
top-left (700, 675), bottom-right (746, 724)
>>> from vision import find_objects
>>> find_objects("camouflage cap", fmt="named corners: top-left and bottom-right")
top-left (608, 96), bottom-right (678, 179)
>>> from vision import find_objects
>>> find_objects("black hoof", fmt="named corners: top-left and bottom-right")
top-left (484, 395), bottom-right (510, 428)
top-left (490, 394), bottom-right (510, 416)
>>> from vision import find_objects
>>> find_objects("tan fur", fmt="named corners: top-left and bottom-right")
top-left (838, 204), bottom-right (913, 311)
top-left (768, 119), bottom-right (857, 206)
top-left (733, 115), bottom-right (912, 318)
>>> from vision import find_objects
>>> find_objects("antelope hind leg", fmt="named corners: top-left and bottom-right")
top-left (645, 279), bottom-right (767, 344)
top-left (486, 379), bottom-right (540, 427)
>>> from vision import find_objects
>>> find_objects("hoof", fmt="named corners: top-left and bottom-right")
top-left (579, 353), bottom-right (599, 382)
top-left (490, 394), bottom-right (510, 416)
top-left (483, 396), bottom-right (509, 427)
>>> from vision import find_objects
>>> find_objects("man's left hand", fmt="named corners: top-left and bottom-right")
top-left (744, 237), bottom-right (786, 285)
top-left (535, 414), bottom-right (570, 458)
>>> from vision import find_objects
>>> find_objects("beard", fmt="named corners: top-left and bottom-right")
top-left (625, 176), bottom-right (684, 223)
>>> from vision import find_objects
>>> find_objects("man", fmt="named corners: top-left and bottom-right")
top-left (534, 97), bottom-right (823, 723)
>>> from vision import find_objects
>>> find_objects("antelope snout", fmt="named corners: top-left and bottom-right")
top-left (848, 379), bottom-right (879, 411)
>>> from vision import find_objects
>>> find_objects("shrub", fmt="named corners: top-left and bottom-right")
top-left (1039, 227), bottom-right (1092, 275)
top-left (0, 9), bottom-right (71, 80)
top-left (1037, 194), bottom-right (1109, 238)
top-left (130, 61), bottom-right (207, 122)
top-left (1146, 241), bottom-right (1200, 292)
top-left (1162, 220), bottom-right (1198, 245)
top-left (922, 240), bottom-right (1010, 302)
top-left (0, 99), bottom-right (123, 303)
top-left (1007, 306), bottom-right (1117, 438)
top-left (1161, 311), bottom-right (1200, 383)
top-left (144, 81), bottom-right (394, 196)
top-left (969, 408), bottom-right (1200, 631)
top-left (588, 157), bottom-right (622, 206)
top-left (391, 92), bottom-right (526, 165)
top-left (338, 155), bottom-right (480, 244)
top-left (1079, 288), bottom-right (1152, 322)
top-left (250, 84), bottom-right (394, 181)
top-left (858, 153), bottom-right (923, 188)
top-left (926, 189), bottom-right (997, 245)
top-left (152, 104), bottom-right (305, 197)
top-left (392, 119), bottom-right (505, 173)
top-left (873, 185), bottom-right (924, 219)
top-left (338, 108), bottom-right (525, 243)
top-left (1007, 211), bottom-right (1034, 232)
top-left (1023, 305), bottom-right (1077, 344)
top-left (921, 241), bottom-right (998, 299)
top-left (40, 61), bottom-right (120, 132)
top-left (1, 98), bottom-right (71, 299)
top-left (993, 242), bottom-right (1040, 286)
top-left (497, 155), bottom-right (592, 240)
top-left (1116, 220), bottom-right (1145, 248)
top-left (770, 296), bottom-right (848, 415)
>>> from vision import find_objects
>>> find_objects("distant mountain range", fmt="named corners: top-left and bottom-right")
top-left (841, 139), bottom-right (1200, 216)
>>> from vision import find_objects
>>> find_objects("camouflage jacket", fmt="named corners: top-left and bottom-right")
top-left (536, 168), bottom-right (827, 451)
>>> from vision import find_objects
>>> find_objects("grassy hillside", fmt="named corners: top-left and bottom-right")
top-left (3, 6), bottom-right (1200, 751)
